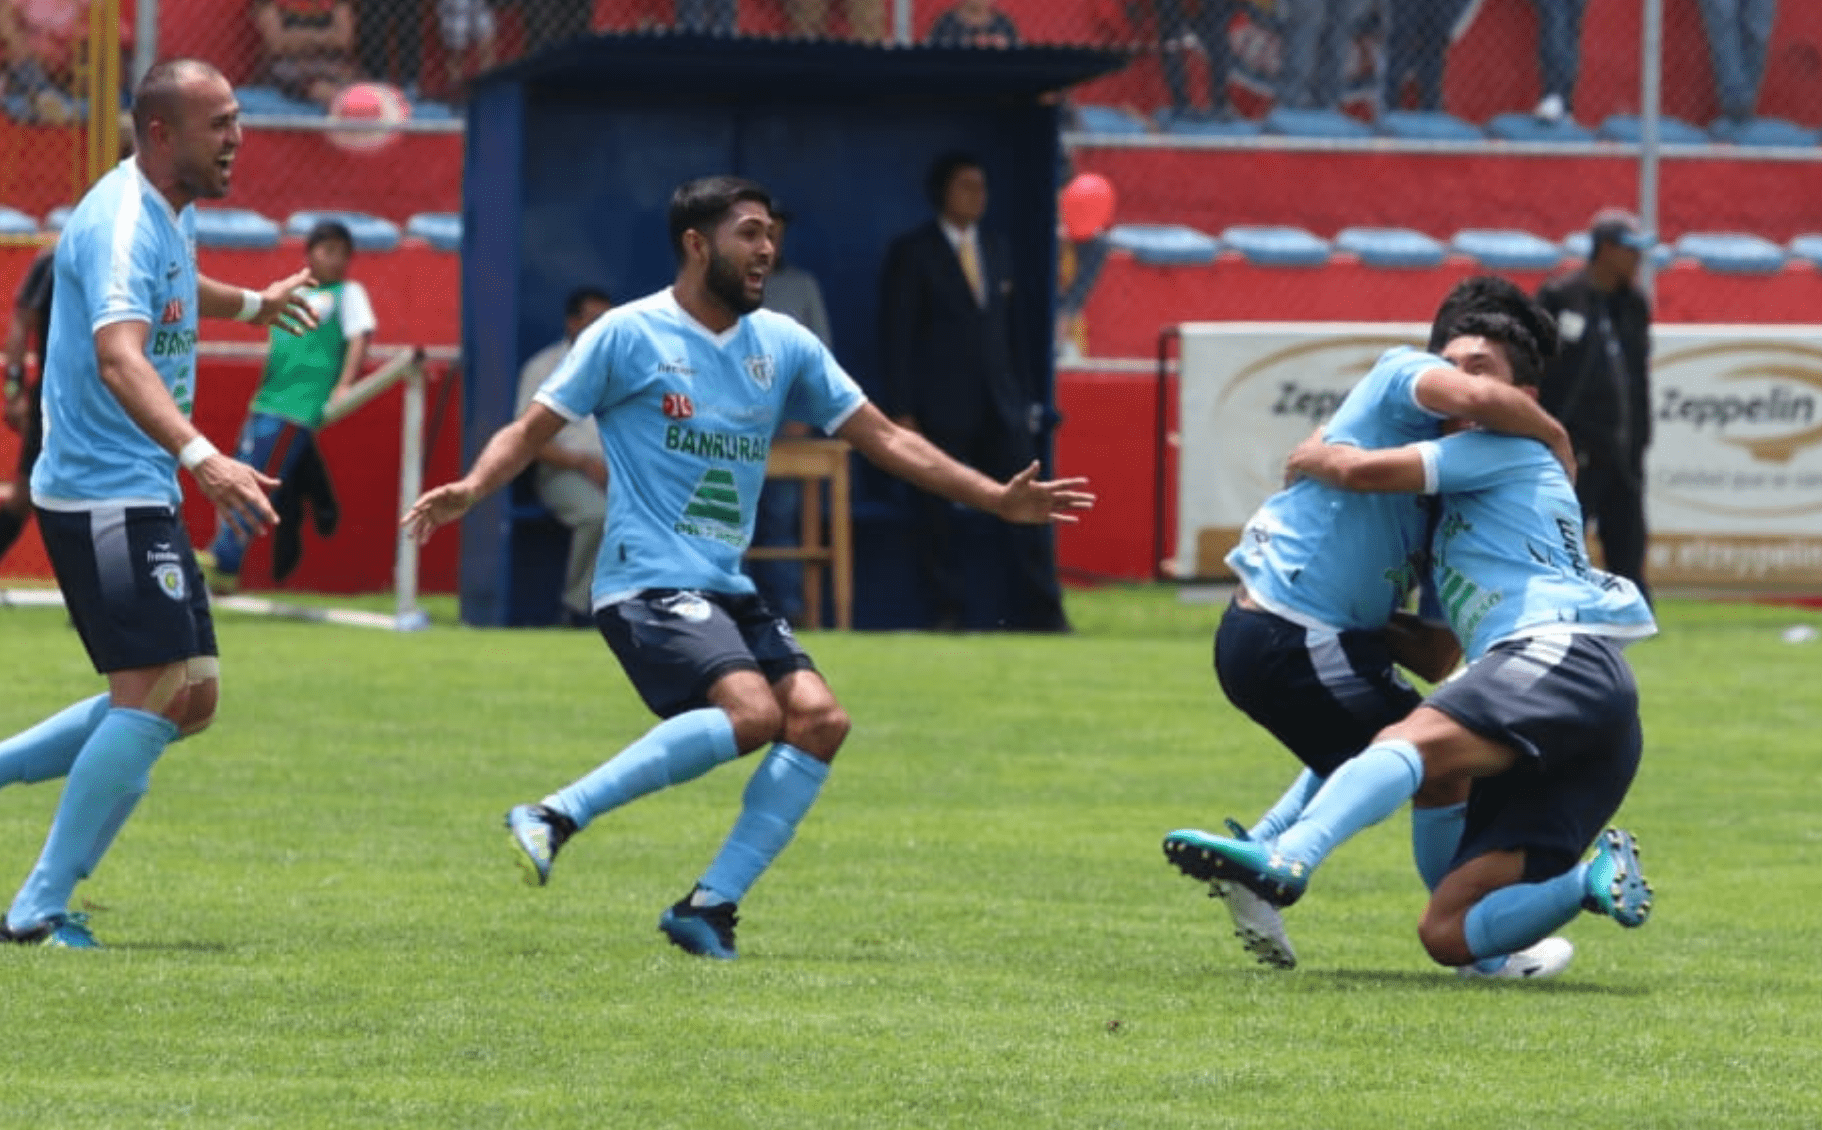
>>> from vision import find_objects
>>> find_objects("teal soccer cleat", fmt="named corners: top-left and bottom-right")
top-left (1583, 827), bottom-right (1653, 927)
top-left (505, 803), bottom-right (576, 887)
top-left (659, 895), bottom-right (739, 960)
top-left (1164, 828), bottom-right (1310, 907)
top-left (3, 912), bottom-right (101, 949)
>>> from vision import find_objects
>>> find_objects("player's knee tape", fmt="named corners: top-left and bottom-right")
top-left (140, 662), bottom-right (190, 716)
top-left (179, 656), bottom-right (221, 736)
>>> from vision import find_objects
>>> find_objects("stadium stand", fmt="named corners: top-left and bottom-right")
top-left (283, 210), bottom-right (402, 252)
top-left (1448, 228), bottom-right (1565, 272)
top-left (1595, 114), bottom-right (1710, 145)
top-left (195, 207), bottom-right (283, 249)
top-left (0, 206), bottom-right (36, 236)
top-left (1375, 111), bottom-right (1484, 143)
top-left (1261, 107), bottom-right (1375, 141)
top-left (1672, 232), bottom-right (1789, 274)
top-left (1104, 223), bottom-right (1221, 266)
top-left (406, 213), bottom-right (463, 252)
top-left (1219, 225), bottom-right (1331, 268)
top-left (1333, 227), bottom-right (1449, 269)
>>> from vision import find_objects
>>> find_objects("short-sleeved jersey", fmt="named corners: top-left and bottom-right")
top-left (1226, 346), bottom-right (1448, 631)
top-left (535, 288), bottom-right (866, 606)
top-left (32, 158), bottom-right (198, 510)
top-left (1417, 430), bottom-right (1658, 660)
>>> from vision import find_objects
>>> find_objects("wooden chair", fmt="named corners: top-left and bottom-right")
top-left (745, 438), bottom-right (853, 629)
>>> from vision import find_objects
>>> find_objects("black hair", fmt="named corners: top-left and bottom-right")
top-left (1427, 274), bottom-right (1559, 361)
top-left (564, 285), bottom-right (612, 319)
top-left (924, 150), bottom-right (983, 211)
top-left (1444, 310), bottom-right (1547, 389)
top-left (305, 219), bottom-right (355, 251)
top-left (131, 58), bottom-right (225, 142)
top-left (667, 176), bottom-right (773, 261)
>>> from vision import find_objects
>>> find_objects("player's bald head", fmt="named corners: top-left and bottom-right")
top-left (132, 58), bottom-right (228, 142)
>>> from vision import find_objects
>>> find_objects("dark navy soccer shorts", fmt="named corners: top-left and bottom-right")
top-left (1214, 599), bottom-right (1424, 778)
top-left (37, 504), bottom-right (218, 674)
top-left (1425, 632), bottom-right (1642, 881)
top-left (597, 588), bottom-right (816, 718)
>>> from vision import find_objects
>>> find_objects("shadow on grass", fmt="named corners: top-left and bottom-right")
top-left (1287, 967), bottom-right (1650, 996)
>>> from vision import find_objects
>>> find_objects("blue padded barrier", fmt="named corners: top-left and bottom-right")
top-left (1220, 224), bottom-right (1331, 267)
top-left (1261, 107), bottom-right (1374, 140)
top-left (406, 212), bottom-right (462, 252)
top-left (1673, 232), bottom-right (1788, 273)
top-left (1073, 104), bottom-right (1151, 136)
top-left (1485, 113), bottom-right (1595, 143)
top-left (1375, 111), bottom-right (1483, 142)
top-left (1334, 226), bottom-right (1448, 269)
top-left (284, 210), bottom-right (402, 252)
top-left (1450, 228), bottom-right (1564, 271)
top-left (195, 208), bottom-right (282, 249)
top-left (1596, 114), bottom-right (1709, 145)
top-left (1105, 222), bottom-right (1220, 265)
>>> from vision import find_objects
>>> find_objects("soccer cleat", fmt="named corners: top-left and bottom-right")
top-left (1164, 828), bottom-right (1309, 907)
top-left (1456, 936), bottom-right (1574, 980)
top-left (504, 803), bottom-right (576, 887)
top-left (2, 912), bottom-right (101, 949)
top-left (1210, 881), bottom-right (1298, 969)
top-left (658, 894), bottom-right (739, 960)
top-left (1583, 827), bottom-right (1652, 927)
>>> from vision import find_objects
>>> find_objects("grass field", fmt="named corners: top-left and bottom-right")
top-left (1, 586), bottom-right (1818, 1128)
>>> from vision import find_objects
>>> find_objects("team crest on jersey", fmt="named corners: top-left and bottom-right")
top-left (662, 392), bottom-right (695, 420)
top-left (743, 353), bottom-right (775, 391)
top-left (152, 562), bottom-right (187, 601)
top-left (160, 298), bottom-right (185, 325)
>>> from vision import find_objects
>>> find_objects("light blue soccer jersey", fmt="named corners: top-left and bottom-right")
top-left (31, 159), bottom-right (199, 510)
top-left (536, 288), bottom-right (866, 606)
top-left (1417, 430), bottom-right (1658, 660)
top-left (1226, 346), bottom-right (1448, 630)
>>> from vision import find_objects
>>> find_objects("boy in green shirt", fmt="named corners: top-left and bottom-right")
top-left (202, 219), bottom-right (374, 592)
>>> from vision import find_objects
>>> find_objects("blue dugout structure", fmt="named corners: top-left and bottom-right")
top-left (458, 34), bottom-right (1123, 627)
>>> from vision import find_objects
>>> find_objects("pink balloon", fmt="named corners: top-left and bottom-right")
top-left (1061, 173), bottom-right (1116, 240)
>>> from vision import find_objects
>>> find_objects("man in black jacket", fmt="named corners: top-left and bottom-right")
top-left (1536, 209), bottom-right (1654, 601)
top-left (878, 151), bottom-right (1068, 631)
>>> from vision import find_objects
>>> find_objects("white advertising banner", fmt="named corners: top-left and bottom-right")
top-left (1175, 323), bottom-right (1822, 589)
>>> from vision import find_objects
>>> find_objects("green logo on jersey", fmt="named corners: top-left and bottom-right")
top-left (673, 468), bottom-right (746, 547)
top-left (151, 328), bottom-right (196, 358)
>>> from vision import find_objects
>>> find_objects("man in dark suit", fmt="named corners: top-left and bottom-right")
top-left (878, 151), bottom-right (1068, 631)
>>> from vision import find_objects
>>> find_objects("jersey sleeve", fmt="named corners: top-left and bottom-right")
top-left (781, 323), bottom-right (866, 434)
top-left (77, 217), bottom-right (160, 331)
top-left (1429, 431), bottom-right (1552, 494)
top-left (533, 315), bottom-right (616, 422)
top-left (338, 280), bottom-right (377, 338)
top-left (1383, 350), bottom-right (1451, 432)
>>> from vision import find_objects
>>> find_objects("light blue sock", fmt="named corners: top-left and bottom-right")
top-left (77, 767), bottom-right (153, 881)
top-left (0, 694), bottom-right (111, 787)
top-left (549, 708), bottom-right (738, 829)
top-left (7, 708), bottom-right (176, 932)
top-left (1275, 739), bottom-right (1424, 871)
top-left (1248, 768), bottom-right (1322, 843)
top-left (697, 744), bottom-right (830, 905)
top-left (1411, 802), bottom-right (1467, 892)
top-left (1463, 863), bottom-right (1592, 963)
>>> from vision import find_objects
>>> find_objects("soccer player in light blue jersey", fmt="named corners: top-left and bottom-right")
top-left (0, 59), bottom-right (317, 948)
top-left (1170, 277), bottom-right (1577, 972)
top-left (1168, 308), bottom-right (1657, 976)
top-left (403, 176), bottom-right (1095, 960)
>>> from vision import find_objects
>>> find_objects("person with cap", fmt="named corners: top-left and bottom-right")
top-left (1535, 208), bottom-right (1654, 601)
top-left (200, 217), bottom-right (376, 594)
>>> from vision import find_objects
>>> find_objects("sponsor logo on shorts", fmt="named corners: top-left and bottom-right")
top-left (655, 592), bottom-right (713, 622)
top-left (662, 392), bottom-right (694, 420)
top-left (152, 562), bottom-right (188, 601)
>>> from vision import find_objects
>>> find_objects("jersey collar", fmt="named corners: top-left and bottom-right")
top-left (128, 157), bottom-right (186, 230)
top-left (664, 287), bottom-right (742, 349)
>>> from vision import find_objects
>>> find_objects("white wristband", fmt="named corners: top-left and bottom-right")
top-left (234, 288), bottom-right (262, 322)
top-left (178, 435), bottom-right (220, 471)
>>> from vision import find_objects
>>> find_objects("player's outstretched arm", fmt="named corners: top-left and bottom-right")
top-left (1286, 435), bottom-right (1425, 494)
top-left (836, 402), bottom-right (1095, 525)
top-left (1414, 367), bottom-right (1575, 479)
top-left (402, 403), bottom-right (569, 543)
top-left (94, 321), bottom-right (280, 535)
top-left (198, 268), bottom-right (320, 335)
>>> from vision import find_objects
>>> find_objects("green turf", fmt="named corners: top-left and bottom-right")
top-left (1, 587), bottom-right (1818, 1128)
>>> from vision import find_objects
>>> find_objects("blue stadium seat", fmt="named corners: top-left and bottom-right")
top-left (1595, 114), bottom-right (1708, 145)
top-left (284, 210), bottom-right (401, 252)
top-left (1261, 107), bottom-right (1374, 140)
top-left (1219, 225), bottom-right (1331, 267)
top-left (1485, 113), bottom-right (1595, 143)
top-left (406, 212), bottom-right (462, 252)
top-left (42, 205), bottom-right (71, 232)
top-left (1072, 104), bottom-right (1150, 136)
top-left (235, 85), bottom-right (323, 117)
top-left (1105, 223), bottom-right (1220, 266)
top-left (1375, 111), bottom-right (1483, 142)
top-left (1334, 227), bottom-right (1448, 269)
top-left (1712, 116), bottom-right (1818, 147)
top-left (1153, 109), bottom-right (1261, 138)
top-left (1785, 234), bottom-right (1822, 269)
top-left (195, 207), bottom-right (281, 249)
top-left (1674, 232), bottom-right (1787, 273)
top-left (1561, 230), bottom-right (1674, 269)
top-left (0, 205), bottom-right (37, 236)
top-left (408, 100), bottom-right (458, 122)
top-left (1450, 229), bottom-right (1563, 271)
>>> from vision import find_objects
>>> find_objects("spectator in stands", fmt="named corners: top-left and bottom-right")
top-left (519, 0), bottom-right (594, 52)
top-left (0, 0), bottom-right (83, 123)
top-left (1697, 0), bottom-right (1777, 128)
top-left (0, 242), bottom-right (52, 563)
top-left (514, 286), bottom-right (613, 626)
top-left (251, 0), bottom-right (360, 108)
top-left (1276, 0), bottom-right (1377, 110)
top-left (436, 0), bottom-right (497, 99)
top-left (879, 152), bottom-right (1070, 632)
top-left (356, 0), bottom-right (422, 93)
top-left (201, 220), bottom-right (376, 594)
top-left (749, 204), bottom-right (832, 627)
top-left (928, 0), bottom-right (1019, 48)
top-left (1153, 0), bottom-right (1239, 121)
top-left (675, 0), bottom-right (736, 34)
top-left (1535, 209), bottom-right (1654, 603)
top-left (1528, 0), bottom-right (1586, 123)
top-left (1383, 0), bottom-right (1470, 113)
top-left (785, 0), bottom-right (885, 41)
